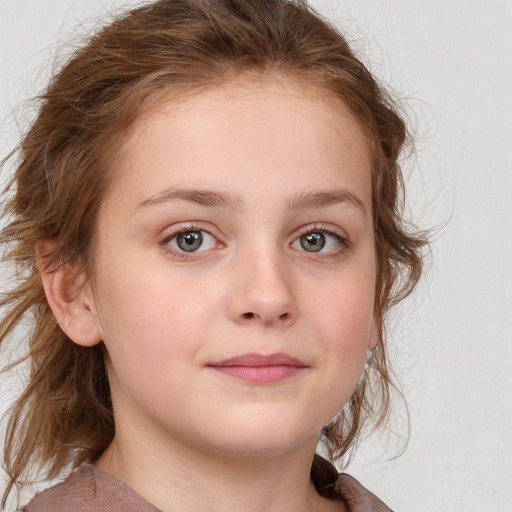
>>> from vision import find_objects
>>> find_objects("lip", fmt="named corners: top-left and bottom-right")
top-left (207, 352), bottom-right (308, 384)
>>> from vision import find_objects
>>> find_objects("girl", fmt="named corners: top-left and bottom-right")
top-left (0, 0), bottom-right (426, 510)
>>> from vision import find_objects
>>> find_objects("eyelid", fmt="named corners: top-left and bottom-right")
top-left (158, 222), bottom-right (224, 258)
top-left (159, 221), bottom-right (200, 243)
top-left (295, 223), bottom-right (348, 239)
top-left (291, 223), bottom-right (351, 253)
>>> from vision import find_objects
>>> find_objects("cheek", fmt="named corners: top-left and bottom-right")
top-left (92, 260), bottom-right (221, 365)
top-left (306, 267), bottom-right (375, 390)
top-left (309, 269), bottom-right (375, 339)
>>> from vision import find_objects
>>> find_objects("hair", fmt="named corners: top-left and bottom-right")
top-left (0, 0), bottom-right (427, 505)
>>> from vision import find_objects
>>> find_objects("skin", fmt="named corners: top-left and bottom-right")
top-left (41, 77), bottom-right (376, 512)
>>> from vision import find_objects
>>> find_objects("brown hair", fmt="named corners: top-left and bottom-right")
top-left (0, 0), bottom-right (426, 504)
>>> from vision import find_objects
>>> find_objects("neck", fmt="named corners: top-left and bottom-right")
top-left (96, 431), bottom-right (340, 512)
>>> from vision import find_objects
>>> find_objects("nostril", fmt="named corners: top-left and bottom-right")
top-left (240, 311), bottom-right (291, 322)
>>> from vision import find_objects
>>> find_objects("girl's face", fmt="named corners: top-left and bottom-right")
top-left (88, 78), bottom-right (376, 458)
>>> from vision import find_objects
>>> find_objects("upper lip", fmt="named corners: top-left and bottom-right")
top-left (208, 352), bottom-right (307, 368)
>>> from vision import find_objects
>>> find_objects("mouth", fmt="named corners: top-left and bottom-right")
top-left (207, 353), bottom-right (308, 384)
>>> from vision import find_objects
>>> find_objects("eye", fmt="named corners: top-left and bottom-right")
top-left (166, 229), bottom-right (218, 253)
top-left (291, 229), bottom-right (347, 254)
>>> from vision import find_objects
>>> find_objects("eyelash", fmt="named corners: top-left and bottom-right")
top-left (158, 223), bottom-right (218, 260)
top-left (293, 224), bottom-right (351, 255)
top-left (158, 223), bottom-right (351, 260)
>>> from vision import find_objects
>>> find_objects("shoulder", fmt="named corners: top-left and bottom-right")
top-left (20, 464), bottom-right (159, 512)
top-left (312, 455), bottom-right (394, 512)
top-left (20, 466), bottom-right (91, 512)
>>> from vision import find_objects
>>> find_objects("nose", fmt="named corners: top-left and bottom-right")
top-left (227, 249), bottom-right (298, 327)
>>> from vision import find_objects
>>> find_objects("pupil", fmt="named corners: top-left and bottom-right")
top-left (300, 232), bottom-right (325, 252)
top-left (177, 231), bottom-right (203, 252)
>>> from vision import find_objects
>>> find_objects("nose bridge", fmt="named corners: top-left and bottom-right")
top-left (228, 238), bottom-right (297, 325)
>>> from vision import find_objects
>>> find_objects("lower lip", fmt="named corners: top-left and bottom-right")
top-left (210, 365), bottom-right (305, 383)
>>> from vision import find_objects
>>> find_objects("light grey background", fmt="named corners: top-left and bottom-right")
top-left (1, 1), bottom-right (511, 511)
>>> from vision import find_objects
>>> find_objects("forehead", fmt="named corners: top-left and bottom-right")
top-left (109, 76), bottom-right (373, 209)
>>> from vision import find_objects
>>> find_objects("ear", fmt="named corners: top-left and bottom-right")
top-left (36, 240), bottom-right (102, 347)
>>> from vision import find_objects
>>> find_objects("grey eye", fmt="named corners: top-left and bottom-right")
top-left (169, 230), bottom-right (217, 253)
top-left (291, 229), bottom-right (345, 254)
top-left (299, 232), bottom-right (326, 252)
top-left (177, 231), bottom-right (203, 252)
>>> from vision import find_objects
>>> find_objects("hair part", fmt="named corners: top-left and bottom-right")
top-left (0, 0), bottom-right (427, 504)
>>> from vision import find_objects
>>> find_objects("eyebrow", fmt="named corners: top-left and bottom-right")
top-left (135, 186), bottom-right (366, 214)
top-left (135, 186), bottom-right (244, 211)
top-left (287, 189), bottom-right (366, 213)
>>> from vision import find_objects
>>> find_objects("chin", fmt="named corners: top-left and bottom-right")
top-left (209, 436), bottom-right (311, 459)
top-left (201, 415), bottom-right (319, 459)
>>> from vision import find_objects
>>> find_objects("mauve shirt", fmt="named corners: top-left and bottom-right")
top-left (20, 455), bottom-right (393, 511)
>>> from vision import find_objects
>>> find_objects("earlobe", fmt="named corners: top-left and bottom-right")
top-left (36, 241), bottom-right (102, 347)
